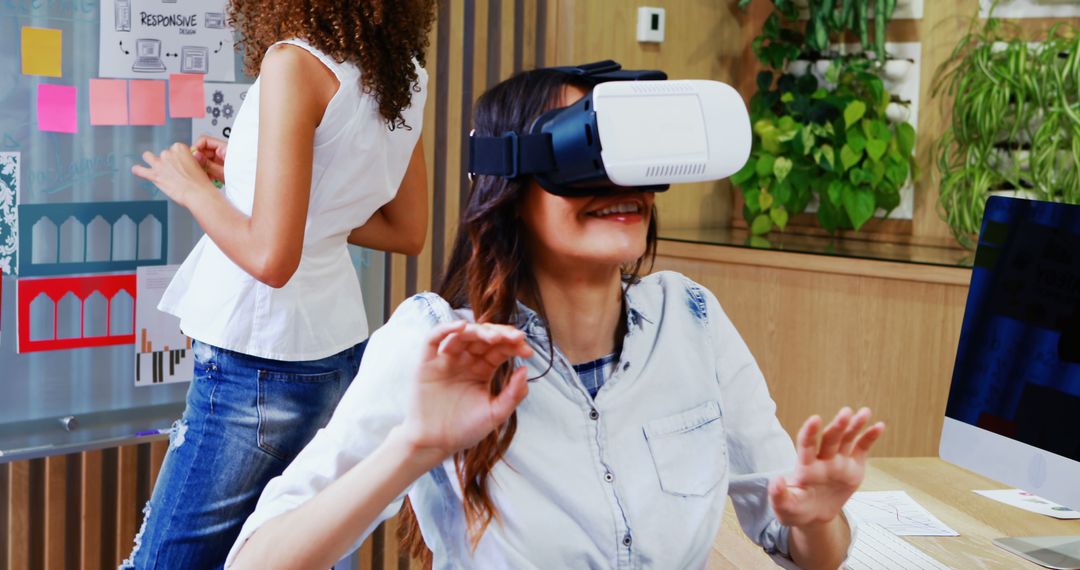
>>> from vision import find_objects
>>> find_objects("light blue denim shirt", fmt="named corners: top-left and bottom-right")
top-left (227, 271), bottom-right (854, 569)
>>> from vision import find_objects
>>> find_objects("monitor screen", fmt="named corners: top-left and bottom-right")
top-left (945, 196), bottom-right (1080, 466)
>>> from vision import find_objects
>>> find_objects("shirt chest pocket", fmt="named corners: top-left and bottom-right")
top-left (642, 400), bottom-right (728, 497)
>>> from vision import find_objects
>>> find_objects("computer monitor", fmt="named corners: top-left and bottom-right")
top-left (940, 195), bottom-right (1080, 569)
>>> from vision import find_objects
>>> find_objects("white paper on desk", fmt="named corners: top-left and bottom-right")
top-left (847, 491), bottom-right (959, 536)
top-left (974, 489), bottom-right (1080, 520)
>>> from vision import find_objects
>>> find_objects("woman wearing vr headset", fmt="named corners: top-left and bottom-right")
top-left (124, 0), bottom-right (435, 567)
top-left (228, 68), bottom-right (883, 570)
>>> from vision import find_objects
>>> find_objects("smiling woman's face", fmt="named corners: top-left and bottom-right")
top-left (520, 85), bottom-right (655, 271)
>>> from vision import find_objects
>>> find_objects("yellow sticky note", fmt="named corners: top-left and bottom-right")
top-left (22, 27), bottom-right (62, 77)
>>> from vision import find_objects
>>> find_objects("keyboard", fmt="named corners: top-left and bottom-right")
top-left (845, 523), bottom-right (954, 570)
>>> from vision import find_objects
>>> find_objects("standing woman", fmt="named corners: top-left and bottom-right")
top-left (124, 1), bottom-right (436, 567)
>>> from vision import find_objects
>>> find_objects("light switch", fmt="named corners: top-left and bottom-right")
top-left (637, 7), bottom-right (665, 43)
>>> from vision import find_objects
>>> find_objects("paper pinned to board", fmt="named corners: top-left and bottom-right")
top-left (135, 265), bottom-right (193, 386)
top-left (98, 0), bottom-right (236, 82)
top-left (974, 489), bottom-right (1080, 520)
top-left (0, 152), bottom-right (19, 276)
top-left (191, 82), bottom-right (249, 142)
top-left (89, 79), bottom-right (130, 125)
top-left (129, 79), bottom-right (166, 125)
top-left (37, 85), bottom-right (78, 134)
top-left (168, 73), bottom-right (205, 118)
top-left (847, 491), bottom-right (959, 536)
top-left (21, 27), bottom-right (62, 77)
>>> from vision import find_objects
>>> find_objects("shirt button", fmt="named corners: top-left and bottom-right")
top-left (604, 472), bottom-right (614, 483)
top-left (622, 361), bottom-right (630, 371)
top-left (589, 408), bottom-right (599, 420)
top-left (623, 534), bottom-right (632, 547)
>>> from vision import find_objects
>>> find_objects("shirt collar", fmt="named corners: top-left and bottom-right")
top-left (510, 280), bottom-right (654, 340)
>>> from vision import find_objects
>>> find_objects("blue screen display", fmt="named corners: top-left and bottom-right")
top-left (945, 197), bottom-right (1080, 463)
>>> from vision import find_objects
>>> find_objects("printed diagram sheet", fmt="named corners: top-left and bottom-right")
top-left (135, 265), bottom-right (193, 386)
top-left (192, 82), bottom-right (249, 142)
top-left (99, 0), bottom-right (236, 82)
top-left (847, 491), bottom-right (959, 536)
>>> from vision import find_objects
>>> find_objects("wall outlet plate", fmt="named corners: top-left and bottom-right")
top-left (637, 7), bottom-right (665, 43)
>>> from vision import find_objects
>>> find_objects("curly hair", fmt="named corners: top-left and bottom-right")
top-left (227, 0), bottom-right (436, 130)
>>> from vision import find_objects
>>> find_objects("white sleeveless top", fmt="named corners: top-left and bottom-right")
top-left (159, 38), bottom-right (428, 361)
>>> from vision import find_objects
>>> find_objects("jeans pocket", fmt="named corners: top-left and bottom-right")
top-left (256, 369), bottom-right (343, 462)
top-left (643, 400), bottom-right (728, 497)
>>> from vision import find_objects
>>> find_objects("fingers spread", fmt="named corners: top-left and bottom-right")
top-left (796, 415), bottom-right (822, 466)
top-left (423, 321), bottom-right (467, 359)
top-left (839, 407), bottom-right (872, 456)
top-left (852, 422), bottom-right (886, 460)
top-left (817, 407), bottom-right (853, 460)
top-left (131, 164), bottom-right (155, 181)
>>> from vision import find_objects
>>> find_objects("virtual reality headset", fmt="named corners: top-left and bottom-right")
top-left (467, 60), bottom-right (752, 197)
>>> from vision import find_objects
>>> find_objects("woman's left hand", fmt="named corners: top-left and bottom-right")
top-left (132, 142), bottom-right (217, 209)
top-left (769, 407), bottom-right (885, 528)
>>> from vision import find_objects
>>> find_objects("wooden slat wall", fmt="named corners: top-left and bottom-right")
top-left (0, 2), bottom-right (553, 568)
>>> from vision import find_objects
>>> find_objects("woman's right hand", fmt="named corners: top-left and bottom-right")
top-left (398, 321), bottom-right (534, 469)
top-left (192, 135), bottom-right (228, 183)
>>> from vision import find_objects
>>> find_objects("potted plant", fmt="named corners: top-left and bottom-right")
top-left (734, 0), bottom-right (914, 238)
top-left (932, 5), bottom-right (1080, 247)
top-left (732, 60), bottom-right (916, 236)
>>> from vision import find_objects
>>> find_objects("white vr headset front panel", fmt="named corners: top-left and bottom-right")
top-left (593, 80), bottom-right (751, 187)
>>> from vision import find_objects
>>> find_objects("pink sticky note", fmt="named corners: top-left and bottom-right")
top-left (37, 84), bottom-right (77, 133)
top-left (169, 74), bottom-right (205, 119)
top-left (129, 80), bottom-right (166, 126)
top-left (89, 79), bottom-right (129, 126)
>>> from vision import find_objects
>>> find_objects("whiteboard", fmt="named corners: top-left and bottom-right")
top-left (0, 2), bottom-right (385, 461)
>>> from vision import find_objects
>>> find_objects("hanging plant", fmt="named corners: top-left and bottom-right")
top-left (732, 60), bottom-right (916, 235)
top-left (931, 3), bottom-right (1080, 248)
top-left (735, 0), bottom-right (914, 237)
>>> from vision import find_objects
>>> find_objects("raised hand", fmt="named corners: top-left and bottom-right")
top-left (769, 407), bottom-right (885, 528)
top-left (398, 321), bottom-right (534, 468)
top-left (192, 135), bottom-right (228, 183)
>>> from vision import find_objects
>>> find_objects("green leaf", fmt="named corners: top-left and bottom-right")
top-left (731, 160), bottom-right (756, 187)
top-left (817, 199), bottom-right (841, 232)
top-left (847, 130), bottom-right (867, 153)
top-left (773, 179), bottom-right (792, 204)
top-left (759, 190), bottom-right (774, 210)
top-left (773, 157), bottom-right (793, 182)
top-left (755, 155), bottom-right (776, 177)
top-left (842, 186), bottom-right (876, 230)
top-left (870, 161), bottom-right (886, 185)
top-left (770, 206), bottom-right (789, 231)
top-left (871, 120), bottom-right (892, 142)
top-left (826, 180), bottom-right (845, 206)
top-left (896, 122), bottom-right (916, 156)
top-left (751, 214), bottom-right (774, 235)
top-left (781, 92), bottom-right (795, 104)
top-left (744, 187), bottom-right (762, 215)
top-left (849, 167), bottom-right (873, 185)
top-left (840, 144), bottom-right (863, 171)
top-left (813, 144), bottom-right (836, 171)
top-left (866, 139), bottom-right (888, 162)
top-left (799, 128), bottom-right (815, 155)
top-left (844, 100), bottom-right (867, 129)
top-left (811, 88), bottom-right (829, 100)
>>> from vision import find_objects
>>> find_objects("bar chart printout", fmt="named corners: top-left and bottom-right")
top-left (135, 265), bottom-right (193, 386)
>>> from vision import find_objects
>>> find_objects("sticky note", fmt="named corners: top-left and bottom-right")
top-left (21, 27), bottom-right (62, 77)
top-left (129, 80), bottom-right (166, 126)
top-left (89, 79), bottom-right (129, 126)
top-left (37, 85), bottom-right (77, 134)
top-left (169, 74), bottom-right (205, 119)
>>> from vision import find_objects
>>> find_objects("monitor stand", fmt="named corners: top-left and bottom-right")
top-left (995, 536), bottom-right (1080, 570)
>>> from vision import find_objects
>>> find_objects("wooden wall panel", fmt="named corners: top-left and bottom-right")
top-left (654, 241), bottom-right (970, 457)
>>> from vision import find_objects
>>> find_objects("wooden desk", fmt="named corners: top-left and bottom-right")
top-left (709, 457), bottom-right (1080, 569)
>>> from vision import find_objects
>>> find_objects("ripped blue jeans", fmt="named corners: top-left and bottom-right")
top-left (122, 339), bottom-right (365, 569)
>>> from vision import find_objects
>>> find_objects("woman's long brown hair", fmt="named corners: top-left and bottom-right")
top-left (399, 68), bottom-right (658, 565)
top-left (227, 0), bottom-right (435, 129)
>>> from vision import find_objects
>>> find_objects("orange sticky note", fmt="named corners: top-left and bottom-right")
top-left (89, 79), bottom-right (129, 126)
top-left (21, 27), bottom-right (62, 77)
top-left (169, 74), bottom-right (205, 119)
top-left (129, 80), bottom-right (166, 126)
